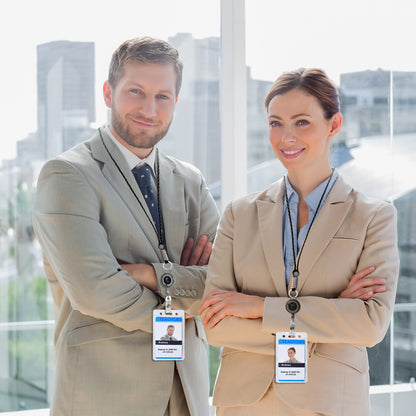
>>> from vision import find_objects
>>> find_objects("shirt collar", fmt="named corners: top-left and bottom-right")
top-left (105, 124), bottom-right (156, 173)
top-left (285, 170), bottom-right (339, 212)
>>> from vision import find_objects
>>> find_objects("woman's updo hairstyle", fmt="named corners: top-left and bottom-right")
top-left (264, 68), bottom-right (340, 120)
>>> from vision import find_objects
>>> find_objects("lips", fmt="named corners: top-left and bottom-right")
top-left (128, 115), bottom-right (157, 128)
top-left (281, 148), bottom-right (305, 159)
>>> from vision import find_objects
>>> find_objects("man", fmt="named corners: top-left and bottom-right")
top-left (161, 325), bottom-right (178, 341)
top-left (33, 37), bottom-right (219, 416)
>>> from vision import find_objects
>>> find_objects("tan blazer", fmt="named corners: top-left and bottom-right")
top-left (204, 175), bottom-right (399, 416)
top-left (33, 129), bottom-right (219, 416)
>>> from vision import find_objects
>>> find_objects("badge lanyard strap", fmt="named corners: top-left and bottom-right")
top-left (153, 148), bottom-right (174, 312)
top-left (99, 129), bottom-right (174, 311)
top-left (98, 128), bottom-right (172, 265)
top-left (283, 169), bottom-right (334, 333)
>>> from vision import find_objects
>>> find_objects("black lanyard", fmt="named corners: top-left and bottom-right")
top-left (98, 128), bottom-right (170, 263)
top-left (284, 169), bottom-right (334, 298)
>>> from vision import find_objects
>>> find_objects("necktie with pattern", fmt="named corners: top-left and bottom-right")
top-left (132, 163), bottom-right (165, 241)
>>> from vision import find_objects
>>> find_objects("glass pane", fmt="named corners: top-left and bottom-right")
top-left (392, 69), bottom-right (416, 393)
top-left (1, 0), bottom-right (220, 411)
top-left (394, 309), bottom-right (416, 384)
top-left (368, 327), bottom-right (391, 386)
top-left (0, 326), bottom-right (54, 412)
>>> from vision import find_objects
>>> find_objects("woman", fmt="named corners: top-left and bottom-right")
top-left (199, 68), bottom-right (399, 415)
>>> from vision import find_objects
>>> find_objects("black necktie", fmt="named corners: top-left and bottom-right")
top-left (132, 164), bottom-right (164, 240)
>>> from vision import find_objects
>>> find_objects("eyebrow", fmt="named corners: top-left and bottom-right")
top-left (127, 82), bottom-right (175, 95)
top-left (268, 113), bottom-right (311, 120)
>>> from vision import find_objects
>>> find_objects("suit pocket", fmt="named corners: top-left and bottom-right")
top-left (314, 343), bottom-right (369, 373)
top-left (67, 320), bottom-right (133, 346)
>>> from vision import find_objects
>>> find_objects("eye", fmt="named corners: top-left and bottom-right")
top-left (157, 94), bottom-right (170, 100)
top-left (269, 120), bottom-right (282, 127)
top-left (296, 119), bottom-right (309, 126)
top-left (130, 89), bottom-right (143, 95)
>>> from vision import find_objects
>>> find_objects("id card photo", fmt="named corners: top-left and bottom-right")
top-left (153, 309), bottom-right (185, 361)
top-left (275, 332), bottom-right (307, 383)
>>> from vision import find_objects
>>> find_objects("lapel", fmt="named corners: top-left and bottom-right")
top-left (90, 128), bottom-right (161, 259)
top-left (157, 153), bottom-right (187, 262)
top-left (257, 179), bottom-right (287, 296)
top-left (294, 175), bottom-right (353, 293)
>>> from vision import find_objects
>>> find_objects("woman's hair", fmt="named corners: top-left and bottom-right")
top-left (264, 68), bottom-right (340, 120)
top-left (108, 37), bottom-right (183, 96)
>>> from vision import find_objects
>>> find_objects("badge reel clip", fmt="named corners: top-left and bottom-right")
top-left (286, 271), bottom-right (301, 337)
top-left (275, 271), bottom-right (308, 383)
top-left (162, 260), bottom-right (173, 315)
top-left (152, 260), bottom-right (185, 361)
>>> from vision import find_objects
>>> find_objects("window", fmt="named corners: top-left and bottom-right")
top-left (245, 0), bottom-right (416, 413)
top-left (0, 0), bottom-right (220, 412)
top-left (1, 0), bottom-right (415, 414)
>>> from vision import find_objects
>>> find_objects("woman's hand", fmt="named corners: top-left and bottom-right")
top-left (199, 290), bottom-right (265, 328)
top-left (338, 266), bottom-right (386, 300)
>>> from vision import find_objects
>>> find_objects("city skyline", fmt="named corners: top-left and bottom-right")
top-left (2, 0), bottom-right (414, 160)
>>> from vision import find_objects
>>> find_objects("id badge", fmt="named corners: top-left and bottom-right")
top-left (275, 332), bottom-right (307, 383)
top-left (153, 309), bottom-right (185, 360)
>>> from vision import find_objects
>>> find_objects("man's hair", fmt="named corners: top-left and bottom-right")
top-left (108, 37), bottom-right (183, 96)
top-left (167, 325), bottom-right (175, 329)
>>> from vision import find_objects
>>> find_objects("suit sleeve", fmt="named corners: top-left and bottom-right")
top-left (204, 200), bottom-right (399, 354)
top-left (262, 201), bottom-right (399, 347)
top-left (33, 159), bottom-right (160, 333)
top-left (203, 202), bottom-right (277, 355)
top-left (153, 172), bottom-right (220, 316)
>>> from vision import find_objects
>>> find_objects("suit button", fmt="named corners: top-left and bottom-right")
top-left (185, 290), bottom-right (191, 297)
top-left (191, 290), bottom-right (197, 297)
top-left (179, 289), bottom-right (186, 296)
top-left (173, 289), bottom-right (180, 296)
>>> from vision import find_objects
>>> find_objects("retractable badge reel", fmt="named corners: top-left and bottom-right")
top-left (275, 271), bottom-right (308, 383)
top-left (153, 260), bottom-right (185, 361)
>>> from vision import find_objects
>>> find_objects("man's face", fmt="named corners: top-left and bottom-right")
top-left (167, 326), bottom-right (174, 336)
top-left (104, 61), bottom-right (177, 158)
top-left (288, 349), bottom-right (295, 359)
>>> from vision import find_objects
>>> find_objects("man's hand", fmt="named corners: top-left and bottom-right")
top-left (338, 267), bottom-right (386, 301)
top-left (180, 235), bottom-right (212, 266)
top-left (119, 235), bottom-right (212, 295)
top-left (120, 263), bottom-right (158, 292)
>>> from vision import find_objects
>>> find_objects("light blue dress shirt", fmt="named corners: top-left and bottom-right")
top-left (283, 170), bottom-right (339, 286)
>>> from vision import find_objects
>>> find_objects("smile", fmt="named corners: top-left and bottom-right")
top-left (129, 116), bottom-right (157, 128)
top-left (281, 148), bottom-right (304, 158)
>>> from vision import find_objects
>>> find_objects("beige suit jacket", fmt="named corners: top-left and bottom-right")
top-left (204, 175), bottom-right (399, 416)
top-left (33, 128), bottom-right (219, 416)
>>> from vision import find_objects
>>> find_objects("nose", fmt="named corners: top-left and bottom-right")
top-left (282, 126), bottom-right (296, 143)
top-left (139, 96), bottom-right (157, 118)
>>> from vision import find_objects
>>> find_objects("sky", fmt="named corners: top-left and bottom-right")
top-left (1, 0), bottom-right (414, 160)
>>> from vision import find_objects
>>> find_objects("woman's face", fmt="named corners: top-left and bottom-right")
top-left (267, 88), bottom-right (341, 175)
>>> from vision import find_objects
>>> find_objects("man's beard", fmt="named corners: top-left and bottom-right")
top-left (111, 110), bottom-right (172, 150)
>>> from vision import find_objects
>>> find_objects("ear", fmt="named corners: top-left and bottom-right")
top-left (328, 112), bottom-right (343, 138)
top-left (103, 81), bottom-right (112, 108)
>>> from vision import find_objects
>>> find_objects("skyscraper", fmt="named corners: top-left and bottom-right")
top-left (37, 40), bottom-right (95, 159)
